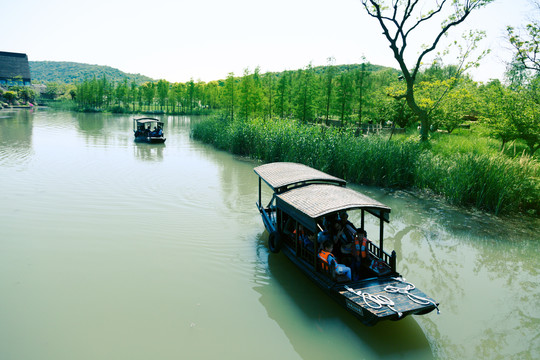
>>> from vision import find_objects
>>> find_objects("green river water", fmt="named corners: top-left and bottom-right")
top-left (0, 109), bottom-right (538, 360)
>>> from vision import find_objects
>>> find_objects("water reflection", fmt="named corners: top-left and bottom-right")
top-left (0, 109), bottom-right (34, 168)
top-left (134, 142), bottom-right (165, 161)
top-left (374, 188), bottom-right (540, 359)
top-left (74, 112), bottom-right (107, 134)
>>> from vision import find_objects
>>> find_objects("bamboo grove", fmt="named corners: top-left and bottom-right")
top-left (73, 63), bottom-right (398, 125)
top-left (72, 62), bottom-right (540, 157)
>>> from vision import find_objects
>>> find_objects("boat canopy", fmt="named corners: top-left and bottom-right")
top-left (276, 184), bottom-right (391, 233)
top-left (254, 162), bottom-right (346, 193)
top-left (134, 117), bottom-right (163, 125)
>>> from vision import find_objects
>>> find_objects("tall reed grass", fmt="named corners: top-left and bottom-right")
top-left (192, 116), bottom-right (539, 216)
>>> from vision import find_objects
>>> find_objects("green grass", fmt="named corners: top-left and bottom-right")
top-left (192, 116), bottom-right (539, 216)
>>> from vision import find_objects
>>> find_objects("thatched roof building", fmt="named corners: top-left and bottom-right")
top-left (0, 51), bottom-right (31, 86)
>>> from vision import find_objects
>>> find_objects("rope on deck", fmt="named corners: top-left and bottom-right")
top-left (344, 285), bottom-right (403, 318)
top-left (385, 277), bottom-right (440, 314)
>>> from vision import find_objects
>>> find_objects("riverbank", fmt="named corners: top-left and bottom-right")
top-left (191, 116), bottom-right (539, 216)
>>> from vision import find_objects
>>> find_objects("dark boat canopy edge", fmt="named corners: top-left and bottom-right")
top-left (254, 162), bottom-right (346, 192)
top-left (276, 184), bottom-right (391, 232)
top-left (134, 117), bottom-right (164, 124)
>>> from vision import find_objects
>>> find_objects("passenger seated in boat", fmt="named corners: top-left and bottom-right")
top-left (318, 240), bottom-right (351, 281)
top-left (322, 214), bottom-right (336, 231)
top-left (335, 212), bottom-right (356, 257)
top-left (283, 217), bottom-right (295, 236)
top-left (321, 215), bottom-right (339, 251)
top-left (329, 221), bottom-right (345, 260)
top-left (317, 230), bottom-right (331, 252)
top-left (294, 225), bottom-right (314, 252)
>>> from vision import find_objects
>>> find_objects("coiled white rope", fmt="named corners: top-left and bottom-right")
top-left (345, 286), bottom-right (403, 317)
top-left (385, 277), bottom-right (440, 314)
top-left (344, 277), bottom-right (440, 318)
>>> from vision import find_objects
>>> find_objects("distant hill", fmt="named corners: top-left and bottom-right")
top-left (29, 61), bottom-right (154, 85)
top-left (28, 60), bottom-right (399, 86)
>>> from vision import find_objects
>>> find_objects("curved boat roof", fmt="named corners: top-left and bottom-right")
top-left (276, 184), bottom-right (390, 221)
top-left (254, 162), bottom-right (346, 192)
top-left (134, 117), bottom-right (163, 124)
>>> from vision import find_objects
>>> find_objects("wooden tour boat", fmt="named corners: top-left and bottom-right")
top-left (254, 162), bottom-right (439, 326)
top-left (133, 117), bottom-right (166, 143)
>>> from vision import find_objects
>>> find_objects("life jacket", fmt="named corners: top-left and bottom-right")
top-left (318, 250), bottom-right (335, 269)
top-left (353, 234), bottom-right (369, 259)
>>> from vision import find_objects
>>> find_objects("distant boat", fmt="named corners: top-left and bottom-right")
top-left (133, 117), bottom-right (166, 143)
top-left (254, 162), bottom-right (439, 326)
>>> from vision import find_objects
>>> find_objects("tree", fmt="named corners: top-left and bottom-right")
top-left (141, 82), bottom-right (155, 111)
top-left (508, 23), bottom-right (540, 72)
top-left (263, 72), bottom-right (275, 119)
top-left (335, 70), bottom-right (354, 125)
top-left (482, 82), bottom-right (540, 155)
top-left (361, 0), bottom-right (494, 141)
top-left (293, 64), bottom-right (317, 123)
top-left (3, 91), bottom-right (16, 104)
top-left (41, 82), bottom-right (65, 100)
top-left (434, 80), bottom-right (477, 133)
top-left (115, 79), bottom-right (129, 107)
top-left (323, 57), bottom-right (336, 122)
top-left (172, 82), bottom-right (186, 113)
top-left (222, 73), bottom-right (236, 120)
top-left (236, 67), bottom-right (264, 120)
top-left (129, 81), bottom-right (138, 112)
top-left (505, 59), bottom-right (529, 90)
top-left (355, 61), bottom-right (371, 127)
top-left (168, 86), bottom-right (178, 113)
top-left (506, 1), bottom-right (540, 82)
top-left (238, 68), bottom-right (253, 120)
top-left (187, 79), bottom-right (196, 113)
top-left (276, 71), bottom-right (292, 118)
top-left (156, 79), bottom-right (170, 111)
top-left (17, 86), bottom-right (36, 104)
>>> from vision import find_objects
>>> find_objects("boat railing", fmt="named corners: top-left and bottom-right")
top-left (367, 241), bottom-right (397, 272)
top-left (283, 229), bottom-right (397, 273)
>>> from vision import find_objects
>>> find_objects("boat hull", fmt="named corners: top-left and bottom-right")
top-left (254, 162), bottom-right (439, 326)
top-left (134, 136), bottom-right (166, 143)
top-left (280, 245), bottom-right (438, 326)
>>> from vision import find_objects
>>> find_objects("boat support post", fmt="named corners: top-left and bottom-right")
top-left (258, 177), bottom-right (262, 209)
top-left (379, 213), bottom-right (384, 259)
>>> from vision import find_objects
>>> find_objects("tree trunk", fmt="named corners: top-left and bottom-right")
top-left (405, 85), bottom-right (430, 141)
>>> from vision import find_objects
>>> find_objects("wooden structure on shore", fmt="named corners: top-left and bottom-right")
top-left (0, 51), bottom-right (31, 86)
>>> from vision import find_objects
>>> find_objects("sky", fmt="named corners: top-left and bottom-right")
top-left (1, 0), bottom-right (535, 83)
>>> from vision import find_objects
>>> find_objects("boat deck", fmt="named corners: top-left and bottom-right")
top-left (338, 277), bottom-right (438, 320)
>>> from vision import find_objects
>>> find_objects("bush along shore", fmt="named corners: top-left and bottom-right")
top-left (191, 116), bottom-right (539, 216)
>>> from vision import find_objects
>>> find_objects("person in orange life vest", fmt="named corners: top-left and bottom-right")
top-left (349, 228), bottom-right (369, 280)
top-left (318, 240), bottom-right (351, 280)
top-left (355, 230), bottom-right (390, 276)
